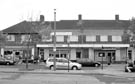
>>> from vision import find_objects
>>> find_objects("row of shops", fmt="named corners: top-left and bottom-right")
top-left (1, 43), bottom-right (132, 63)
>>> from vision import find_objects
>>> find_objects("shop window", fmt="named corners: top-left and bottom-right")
top-left (4, 51), bottom-right (13, 55)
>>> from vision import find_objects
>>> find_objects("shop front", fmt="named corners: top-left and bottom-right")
top-left (0, 46), bottom-right (35, 61)
top-left (36, 44), bottom-right (129, 63)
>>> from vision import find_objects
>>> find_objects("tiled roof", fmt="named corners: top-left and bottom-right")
top-left (2, 21), bottom-right (35, 34)
top-left (2, 19), bottom-right (130, 34)
top-left (53, 20), bottom-right (130, 30)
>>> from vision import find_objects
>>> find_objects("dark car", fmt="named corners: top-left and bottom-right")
top-left (0, 58), bottom-right (15, 65)
top-left (77, 59), bottom-right (101, 67)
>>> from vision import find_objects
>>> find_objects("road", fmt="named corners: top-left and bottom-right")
top-left (0, 72), bottom-right (135, 84)
top-left (0, 63), bottom-right (135, 84)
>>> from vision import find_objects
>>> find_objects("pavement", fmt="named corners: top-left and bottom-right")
top-left (0, 63), bottom-right (135, 78)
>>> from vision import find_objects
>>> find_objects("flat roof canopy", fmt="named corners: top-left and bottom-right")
top-left (37, 44), bottom-right (130, 48)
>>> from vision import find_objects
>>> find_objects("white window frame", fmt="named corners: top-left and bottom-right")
top-left (7, 35), bottom-right (15, 41)
top-left (69, 35), bottom-right (78, 42)
top-left (56, 35), bottom-right (64, 42)
top-left (112, 36), bottom-right (122, 42)
top-left (100, 35), bottom-right (108, 42)
top-left (42, 35), bottom-right (52, 42)
top-left (86, 36), bottom-right (96, 42)
top-left (21, 35), bottom-right (31, 42)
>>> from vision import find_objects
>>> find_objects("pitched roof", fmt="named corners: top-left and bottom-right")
top-left (2, 21), bottom-right (35, 34)
top-left (2, 19), bottom-right (130, 34)
top-left (53, 20), bottom-right (130, 30)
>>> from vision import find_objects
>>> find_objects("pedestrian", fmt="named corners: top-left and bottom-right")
top-left (126, 60), bottom-right (134, 72)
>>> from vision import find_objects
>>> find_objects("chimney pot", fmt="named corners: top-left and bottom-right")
top-left (115, 14), bottom-right (119, 21)
top-left (40, 15), bottom-right (44, 22)
top-left (78, 14), bottom-right (82, 20)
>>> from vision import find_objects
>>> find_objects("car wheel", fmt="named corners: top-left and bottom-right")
top-left (50, 66), bottom-right (54, 70)
top-left (95, 64), bottom-right (99, 67)
top-left (72, 66), bottom-right (78, 70)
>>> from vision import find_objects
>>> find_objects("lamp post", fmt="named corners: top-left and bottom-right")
top-left (53, 9), bottom-right (56, 71)
top-left (67, 36), bottom-right (70, 72)
top-left (101, 46), bottom-right (104, 70)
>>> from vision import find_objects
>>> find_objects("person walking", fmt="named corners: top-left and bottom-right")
top-left (126, 60), bottom-right (134, 72)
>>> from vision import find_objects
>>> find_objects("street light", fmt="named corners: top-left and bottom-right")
top-left (67, 36), bottom-right (70, 72)
top-left (101, 46), bottom-right (104, 70)
top-left (53, 9), bottom-right (56, 71)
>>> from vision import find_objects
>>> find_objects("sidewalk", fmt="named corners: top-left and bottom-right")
top-left (0, 64), bottom-right (135, 78)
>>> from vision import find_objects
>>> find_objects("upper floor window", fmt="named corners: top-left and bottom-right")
top-left (86, 36), bottom-right (96, 42)
top-left (69, 35), bottom-right (78, 42)
top-left (112, 36), bottom-right (122, 42)
top-left (56, 35), bottom-right (64, 42)
top-left (100, 35), bottom-right (108, 42)
top-left (21, 35), bottom-right (31, 42)
top-left (42, 35), bottom-right (52, 42)
top-left (7, 35), bottom-right (15, 41)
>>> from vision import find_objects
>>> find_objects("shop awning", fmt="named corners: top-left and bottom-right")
top-left (36, 44), bottom-right (130, 48)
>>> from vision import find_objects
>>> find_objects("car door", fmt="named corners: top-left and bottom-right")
top-left (56, 58), bottom-right (68, 69)
top-left (60, 58), bottom-right (69, 69)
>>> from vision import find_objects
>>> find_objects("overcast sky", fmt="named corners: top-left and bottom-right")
top-left (0, 0), bottom-right (135, 30)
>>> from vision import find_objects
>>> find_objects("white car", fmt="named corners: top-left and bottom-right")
top-left (46, 58), bottom-right (82, 70)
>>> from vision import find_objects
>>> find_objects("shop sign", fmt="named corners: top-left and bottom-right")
top-left (5, 46), bottom-right (33, 49)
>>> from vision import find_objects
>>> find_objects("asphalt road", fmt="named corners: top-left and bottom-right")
top-left (0, 72), bottom-right (135, 84)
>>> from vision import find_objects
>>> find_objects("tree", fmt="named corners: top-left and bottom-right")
top-left (122, 18), bottom-right (135, 44)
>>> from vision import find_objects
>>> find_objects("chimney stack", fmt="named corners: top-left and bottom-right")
top-left (40, 15), bottom-right (44, 22)
top-left (115, 14), bottom-right (119, 21)
top-left (78, 14), bottom-right (82, 20)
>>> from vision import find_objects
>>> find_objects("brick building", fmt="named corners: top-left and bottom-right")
top-left (1, 14), bottom-right (133, 63)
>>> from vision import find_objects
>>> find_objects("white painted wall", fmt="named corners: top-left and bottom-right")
top-left (70, 49), bottom-right (76, 60)
top-left (116, 49), bottom-right (121, 61)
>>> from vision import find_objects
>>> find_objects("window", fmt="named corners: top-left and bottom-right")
top-left (112, 36), bottom-right (122, 42)
top-left (100, 36), bottom-right (108, 42)
top-left (42, 35), bottom-right (52, 42)
top-left (69, 35), bottom-right (78, 42)
top-left (128, 50), bottom-right (132, 60)
top-left (21, 35), bottom-right (31, 42)
top-left (7, 35), bottom-right (15, 41)
top-left (56, 35), bottom-right (64, 42)
top-left (86, 36), bottom-right (96, 42)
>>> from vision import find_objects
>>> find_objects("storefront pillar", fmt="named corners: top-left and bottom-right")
top-left (116, 49), bottom-right (121, 61)
top-left (0, 48), bottom-right (4, 56)
top-left (70, 49), bottom-right (76, 61)
top-left (88, 48), bottom-right (94, 60)
top-left (44, 49), bottom-right (49, 60)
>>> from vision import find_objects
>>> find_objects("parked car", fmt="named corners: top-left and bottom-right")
top-left (46, 58), bottom-right (82, 70)
top-left (0, 57), bottom-right (15, 65)
top-left (77, 59), bottom-right (101, 67)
